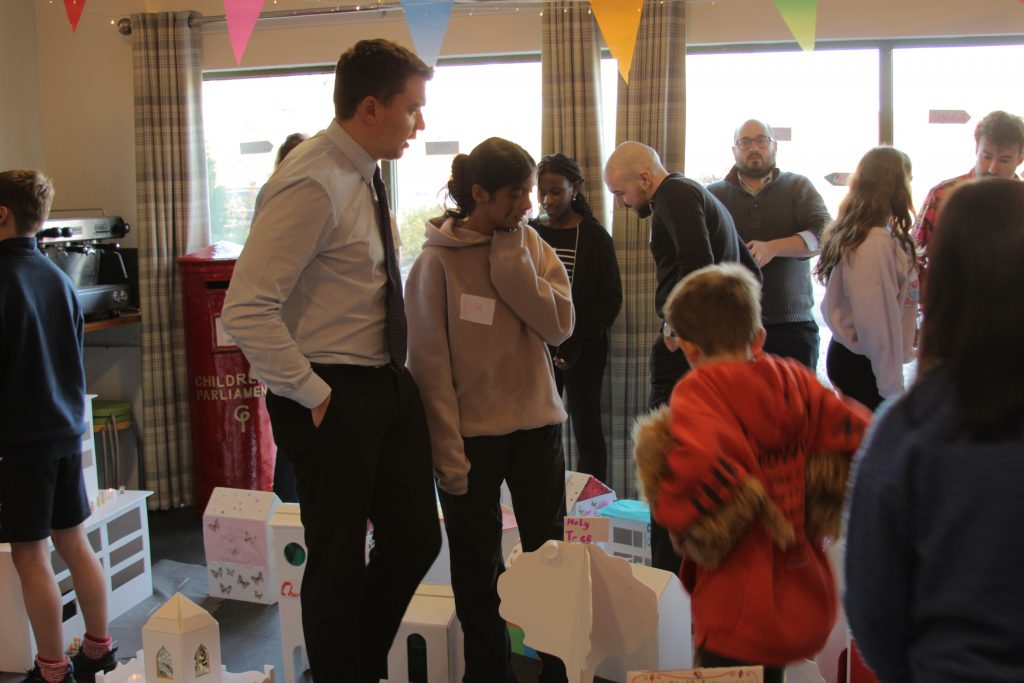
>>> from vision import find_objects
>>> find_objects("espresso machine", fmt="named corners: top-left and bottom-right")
top-left (36, 216), bottom-right (136, 321)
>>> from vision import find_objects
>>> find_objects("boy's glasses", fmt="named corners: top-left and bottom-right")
top-left (735, 136), bottom-right (774, 150)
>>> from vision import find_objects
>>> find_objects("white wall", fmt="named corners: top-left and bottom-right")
top-left (0, 1), bottom-right (44, 171)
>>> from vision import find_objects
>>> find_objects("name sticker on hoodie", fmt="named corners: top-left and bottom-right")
top-left (460, 294), bottom-right (495, 325)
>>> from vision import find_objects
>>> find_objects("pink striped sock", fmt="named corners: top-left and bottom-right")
top-left (82, 633), bottom-right (112, 660)
top-left (36, 655), bottom-right (70, 683)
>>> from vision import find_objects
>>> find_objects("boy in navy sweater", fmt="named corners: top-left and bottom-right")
top-left (0, 170), bottom-right (116, 683)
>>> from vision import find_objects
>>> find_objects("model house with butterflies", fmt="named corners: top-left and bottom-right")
top-left (203, 487), bottom-right (281, 604)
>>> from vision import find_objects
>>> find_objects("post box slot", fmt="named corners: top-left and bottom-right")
top-left (206, 281), bottom-right (230, 290)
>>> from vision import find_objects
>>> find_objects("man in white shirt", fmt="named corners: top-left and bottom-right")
top-left (222, 39), bottom-right (440, 682)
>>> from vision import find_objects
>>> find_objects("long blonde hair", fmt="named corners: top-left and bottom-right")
top-left (815, 146), bottom-right (917, 283)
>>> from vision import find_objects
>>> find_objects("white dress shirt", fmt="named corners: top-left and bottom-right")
top-left (222, 120), bottom-right (393, 409)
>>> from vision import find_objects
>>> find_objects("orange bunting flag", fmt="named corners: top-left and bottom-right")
top-left (64, 0), bottom-right (86, 32)
top-left (590, 0), bottom-right (644, 84)
top-left (224, 0), bottom-right (265, 66)
top-left (773, 0), bottom-right (818, 51)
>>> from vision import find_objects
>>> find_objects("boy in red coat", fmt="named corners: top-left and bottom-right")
top-left (633, 263), bottom-right (869, 682)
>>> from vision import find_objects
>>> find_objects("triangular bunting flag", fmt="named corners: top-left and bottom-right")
top-left (64, 0), bottom-right (86, 32)
top-left (401, 0), bottom-right (453, 68)
top-left (224, 0), bottom-right (265, 66)
top-left (773, 0), bottom-right (817, 51)
top-left (590, 0), bottom-right (644, 84)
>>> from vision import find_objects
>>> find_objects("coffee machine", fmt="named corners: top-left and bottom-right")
top-left (36, 216), bottom-right (136, 321)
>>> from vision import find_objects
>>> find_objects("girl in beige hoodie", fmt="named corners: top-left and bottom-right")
top-left (405, 137), bottom-right (574, 682)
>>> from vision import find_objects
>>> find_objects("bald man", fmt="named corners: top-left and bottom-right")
top-left (707, 120), bottom-right (830, 369)
top-left (605, 142), bottom-right (760, 573)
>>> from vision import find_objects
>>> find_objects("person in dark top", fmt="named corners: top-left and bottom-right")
top-left (845, 178), bottom-right (1024, 682)
top-left (603, 141), bottom-right (760, 574)
top-left (529, 153), bottom-right (622, 484)
top-left (708, 119), bottom-right (831, 369)
top-left (0, 170), bottom-right (116, 683)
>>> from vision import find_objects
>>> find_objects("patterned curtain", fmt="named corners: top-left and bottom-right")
top-left (607, 0), bottom-right (686, 498)
top-left (540, 0), bottom-right (610, 475)
top-left (132, 11), bottom-right (210, 509)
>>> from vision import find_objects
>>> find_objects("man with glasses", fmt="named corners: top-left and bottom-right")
top-left (913, 110), bottom-right (1024, 271)
top-left (708, 119), bottom-right (830, 369)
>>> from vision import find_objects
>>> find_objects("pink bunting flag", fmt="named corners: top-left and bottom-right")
top-left (224, 0), bottom-right (265, 66)
top-left (64, 0), bottom-right (86, 32)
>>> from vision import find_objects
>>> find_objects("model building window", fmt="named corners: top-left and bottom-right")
top-left (156, 646), bottom-right (173, 679)
top-left (194, 644), bottom-right (211, 676)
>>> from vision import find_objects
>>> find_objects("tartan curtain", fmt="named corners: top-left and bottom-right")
top-left (540, 0), bottom-right (611, 477)
top-left (132, 11), bottom-right (210, 509)
top-left (607, 0), bottom-right (686, 498)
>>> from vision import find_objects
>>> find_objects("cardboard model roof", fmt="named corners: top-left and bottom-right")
top-left (269, 502), bottom-right (302, 529)
top-left (144, 593), bottom-right (218, 634)
top-left (204, 487), bottom-right (280, 520)
top-left (565, 471), bottom-right (615, 511)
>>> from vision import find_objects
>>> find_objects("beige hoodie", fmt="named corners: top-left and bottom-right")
top-left (405, 217), bottom-right (574, 494)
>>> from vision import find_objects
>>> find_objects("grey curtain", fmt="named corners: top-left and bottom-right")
top-left (132, 11), bottom-right (210, 509)
top-left (607, 0), bottom-right (686, 498)
top-left (540, 0), bottom-right (612, 478)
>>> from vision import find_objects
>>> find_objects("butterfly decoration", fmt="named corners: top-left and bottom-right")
top-left (237, 575), bottom-right (251, 588)
top-left (219, 583), bottom-right (232, 595)
top-left (243, 530), bottom-right (256, 544)
top-left (226, 568), bottom-right (236, 577)
top-left (230, 547), bottom-right (239, 557)
top-left (210, 567), bottom-right (223, 578)
top-left (206, 519), bottom-right (221, 532)
top-left (251, 572), bottom-right (264, 585)
top-left (254, 591), bottom-right (263, 600)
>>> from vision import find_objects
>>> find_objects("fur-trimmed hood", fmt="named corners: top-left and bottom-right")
top-left (633, 354), bottom-right (868, 569)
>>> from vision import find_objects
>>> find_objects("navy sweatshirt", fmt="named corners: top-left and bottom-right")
top-left (0, 237), bottom-right (87, 459)
top-left (845, 368), bottom-right (1024, 682)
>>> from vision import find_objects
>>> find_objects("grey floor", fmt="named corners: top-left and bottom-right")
top-left (1, 507), bottom-right (551, 682)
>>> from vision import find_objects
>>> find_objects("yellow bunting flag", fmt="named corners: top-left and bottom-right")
top-left (773, 0), bottom-right (817, 51)
top-left (590, 0), bottom-right (644, 84)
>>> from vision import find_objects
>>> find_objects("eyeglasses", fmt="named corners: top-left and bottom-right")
top-left (734, 136), bottom-right (774, 150)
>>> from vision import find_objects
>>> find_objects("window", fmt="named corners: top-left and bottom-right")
top-left (892, 44), bottom-right (1024, 204)
top-left (204, 57), bottom-right (619, 269)
top-left (685, 48), bottom-right (880, 217)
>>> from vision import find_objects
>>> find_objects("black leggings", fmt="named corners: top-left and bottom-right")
top-left (825, 338), bottom-right (884, 411)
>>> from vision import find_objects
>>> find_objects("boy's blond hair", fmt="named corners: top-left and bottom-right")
top-left (663, 263), bottom-right (762, 356)
top-left (0, 169), bottom-right (54, 235)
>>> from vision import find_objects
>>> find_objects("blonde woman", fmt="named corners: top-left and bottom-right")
top-left (815, 147), bottom-right (919, 410)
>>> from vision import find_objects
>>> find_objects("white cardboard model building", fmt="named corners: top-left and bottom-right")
top-left (598, 499), bottom-right (652, 566)
top-left (386, 583), bottom-right (465, 683)
top-left (268, 503), bottom-right (307, 683)
top-left (565, 471), bottom-right (617, 517)
top-left (204, 487), bottom-right (281, 604)
top-left (98, 594), bottom-right (274, 683)
top-left (596, 563), bottom-right (693, 680)
top-left (497, 541), bottom-right (659, 683)
top-left (142, 593), bottom-right (222, 683)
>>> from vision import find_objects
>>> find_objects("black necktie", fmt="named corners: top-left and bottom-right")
top-left (372, 166), bottom-right (407, 364)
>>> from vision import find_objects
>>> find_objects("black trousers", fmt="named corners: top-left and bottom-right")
top-left (763, 320), bottom-right (820, 370)
top-left (825, 339), bottom-right (884, 411)
top-left (647, 337), bottom-right (688, 576)
top-left (437, 425), bottom-right (568, 683)
top-left (265, 364), bottom-right (441, 683)
top-left (554, 334), bottom-right (610, 483)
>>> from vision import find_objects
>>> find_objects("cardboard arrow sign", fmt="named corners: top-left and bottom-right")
top-left (929, 109), bottom-right (971, 124)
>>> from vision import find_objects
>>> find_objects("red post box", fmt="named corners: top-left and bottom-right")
top-left (177, 242), bottom-right (276, 510)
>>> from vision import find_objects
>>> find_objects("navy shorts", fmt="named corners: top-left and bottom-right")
top-left (0, 452), bottom-right (91, 542)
